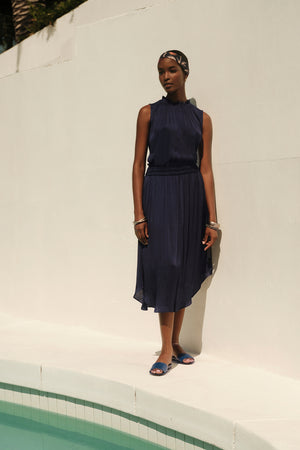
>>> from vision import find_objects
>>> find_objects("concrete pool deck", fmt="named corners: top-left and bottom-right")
top-left (0, 313), bottom-right (299, 450)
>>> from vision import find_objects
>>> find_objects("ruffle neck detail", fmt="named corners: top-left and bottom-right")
top-left (162, 96), bottom-right (190, 105)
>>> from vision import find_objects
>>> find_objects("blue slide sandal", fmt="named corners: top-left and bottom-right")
top-left (149, 362), bottom-right (172, 376)
top-left (172, 353), bottom-right (195, 364)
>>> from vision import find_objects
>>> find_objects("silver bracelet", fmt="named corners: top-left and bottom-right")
top-left (206, 221), bottom-right (220, 231)
top-left (133, 216), bottom-right (147, 226)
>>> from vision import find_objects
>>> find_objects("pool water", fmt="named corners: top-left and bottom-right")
top-left (0, 400), bottom-right (166, 449)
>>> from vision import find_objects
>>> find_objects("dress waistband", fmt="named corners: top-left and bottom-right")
top-left (145, 164), bottom-right (199, 176)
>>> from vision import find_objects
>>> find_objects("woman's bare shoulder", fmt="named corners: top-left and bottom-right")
top-left (137, 104), bottom-right (151, 123)
top-left (203, 111), bottom-right (212, 130)
top-left (139, 104), bottom-right (151, 114)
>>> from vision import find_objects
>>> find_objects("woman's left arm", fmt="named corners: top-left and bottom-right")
top-left (200, 111), bottom-right (218, 250)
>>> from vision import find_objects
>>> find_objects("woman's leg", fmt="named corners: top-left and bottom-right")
top-left (172, 307), bottom-right (185, 344)
top-left (150, 312), bottom-right (174, 374)
top-left (172, 308), bottom-right (194, 363)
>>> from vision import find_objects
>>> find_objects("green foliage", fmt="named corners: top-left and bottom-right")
top-left (0, 12), bottom-right (15, 50)
top-left (27, 0), bottom-right (87, 34)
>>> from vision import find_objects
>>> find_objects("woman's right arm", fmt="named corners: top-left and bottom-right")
top-left (132, 104), bottom-right (151, 245)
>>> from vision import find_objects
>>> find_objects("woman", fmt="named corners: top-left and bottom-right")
top-left (132, 50), bottom-right (219, 375)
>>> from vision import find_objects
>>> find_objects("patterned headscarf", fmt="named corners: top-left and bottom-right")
top-left (158, 50), bottom-right (189, 76)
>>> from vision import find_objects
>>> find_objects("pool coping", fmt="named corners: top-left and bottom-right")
top-left (0, 378), bottom-right (220, 450)
top-left (0, 314), bottom-right (299, 450)
top-left (0, 357), bottom-right (299, 450)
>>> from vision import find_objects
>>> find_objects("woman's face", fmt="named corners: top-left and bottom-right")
top-left (158, 58), bottom-right (187, 94)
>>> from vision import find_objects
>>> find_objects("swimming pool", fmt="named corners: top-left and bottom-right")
top-left (0, 400), bottom-right (165, 449)
top-left (0, 382), bottom-right (222, 449)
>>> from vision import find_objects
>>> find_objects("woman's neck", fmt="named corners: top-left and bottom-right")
top-left (166, 90), bottom-right (187, 104)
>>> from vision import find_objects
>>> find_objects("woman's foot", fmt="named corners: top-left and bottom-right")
top-left (150, 350), bottom-right (173, 375)
top-left (172, 343), bottom-right (195, 364)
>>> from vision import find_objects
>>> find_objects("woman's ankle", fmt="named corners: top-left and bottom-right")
top-left (160, 347), bottom-right (173, 356)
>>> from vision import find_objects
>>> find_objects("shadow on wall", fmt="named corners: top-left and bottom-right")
top-left (14, 8), bottom-right (76, 73)
top-left (181, 231), bottom-right (221, 355)
top-left (152, 231), bottom-right (221, 357)
top-left (14, 23), bottom-right (55, 73)
top-left (181, 98), bottom-right (222, 355)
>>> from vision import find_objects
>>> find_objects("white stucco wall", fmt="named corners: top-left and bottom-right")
top-left (0, 0), bottom-right (299, 379)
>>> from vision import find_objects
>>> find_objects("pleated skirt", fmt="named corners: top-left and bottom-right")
top-left (133, 165), bottom-right (213, 313)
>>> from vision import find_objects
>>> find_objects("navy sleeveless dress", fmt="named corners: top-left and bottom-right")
top-left (133, 96), bottom-right (213, 313)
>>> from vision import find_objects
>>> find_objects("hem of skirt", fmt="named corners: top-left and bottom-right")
top-left (133, 266), bottom-right (213, 313)
top-left (133, 294), bottom-right (191, 313)
top-left (189, 265), bottom-right (213, 299)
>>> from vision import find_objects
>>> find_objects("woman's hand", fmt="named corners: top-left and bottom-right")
top-left (202, 226), bottom-right (218, 251)
top-left (135, 222), bottom-right (149, 245)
